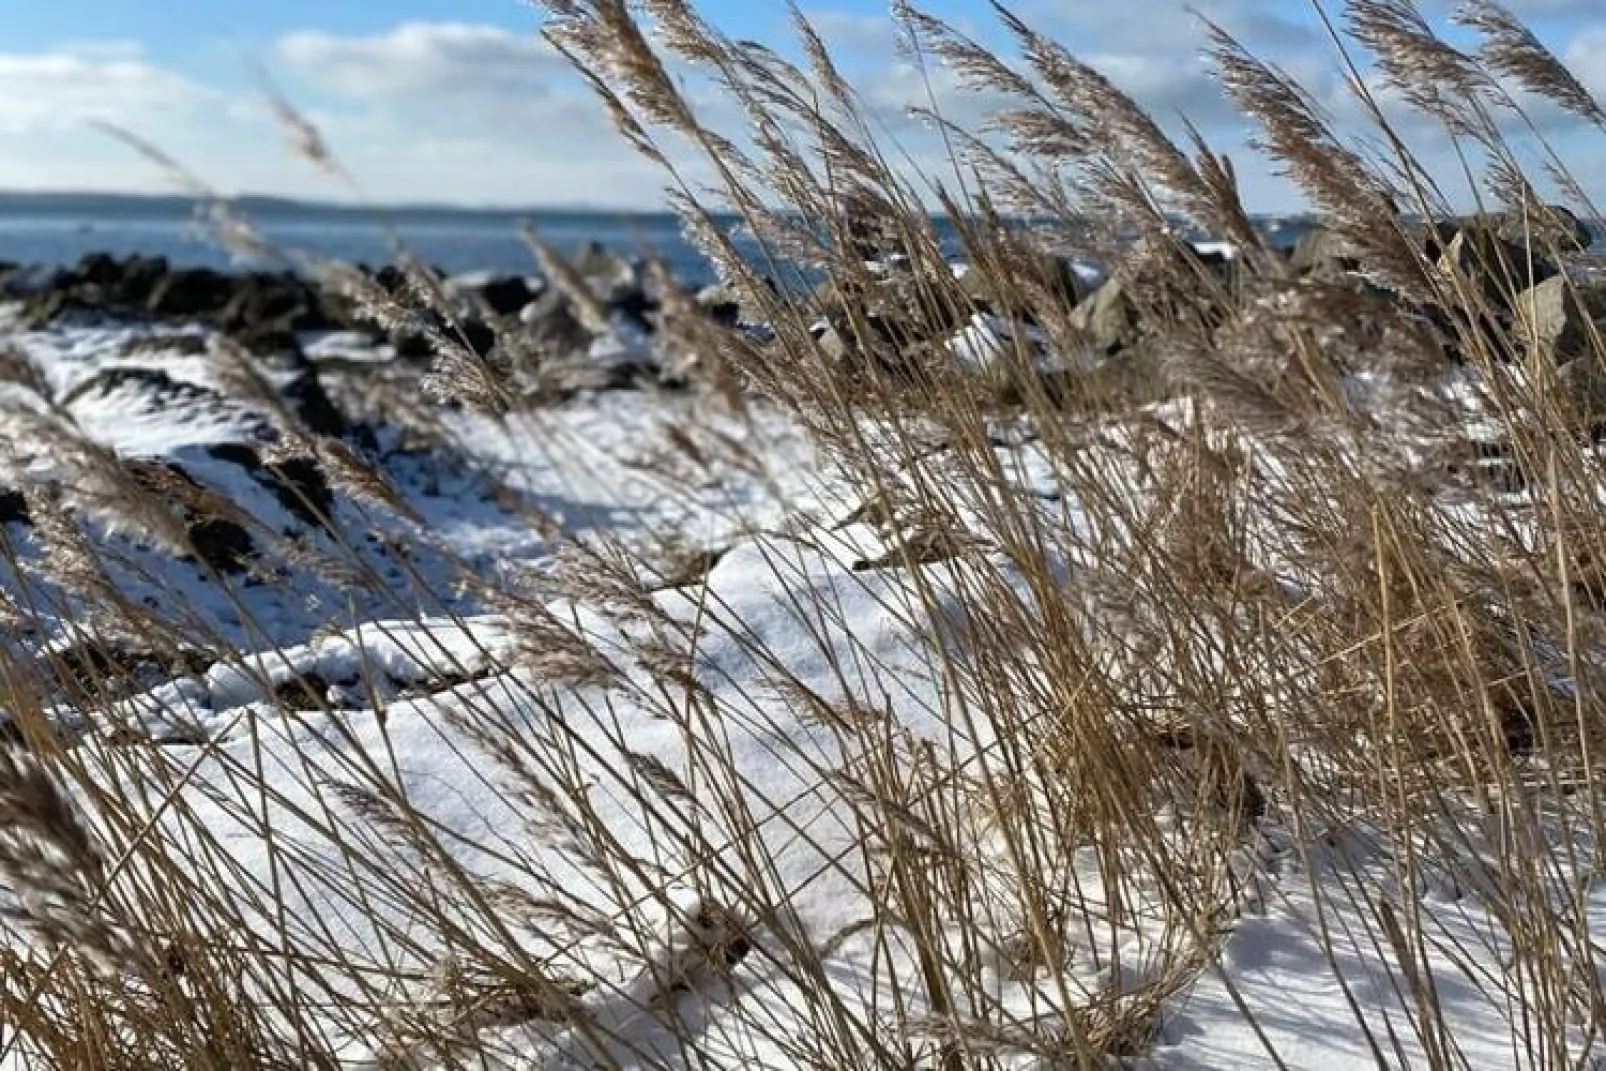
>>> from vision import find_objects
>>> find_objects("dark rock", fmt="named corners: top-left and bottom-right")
top-left (115, 255), bottom-right (171, 306)
top-left (21, 255), bottom-right (174, 325)
top-left (1420, 219), bottom-right (1463, 264)
top-left (373, 264), bottom-right (408, 295)
top-left (186, 517), bottom-right (256, 574)
top-left (146, 268), bottom-right (235, 319)
top-left (220, 273), bottom-right (329, 334)
top-left (274, 672), bottom-right (333, 711)
top-left (118, 332), bottom-right (209, 358)
top-left (477, 275), bottom-right (536, 317)
top-left (205, 443), bottom-right (263, 469)
top-left (205, 444), bottom-right (334, 530)
top-left (608, 286), bottom-right (657, 333)
top-left (263, 455), bottom-right (333, 529)
top-left (518, 288), bottom-right (591, 356)
top-left (75, 251), bottom-right (124, 288)
top-left (695, 283), bottom-right (741, 327)
top-left (1433, 206), bottom-right (1594, 255)
top-left (114, 457), bottom-right (258, 573)
top-left (1188, 244), bottom-right (1237, 278)
top-left (59, 366), bottom-right (239, 418)
top-left (399, 665), bottom-right (496, 699)
top-left (390, 313), bottom-right (496, 362)
top-left (0, 488), bottom-right (29, 525)
top-left (229, 327), bottom-right (306, 373)
top-left (40, 641), bottom-right (152, 702)
top-left (461, 318), bottom-right (497, 358)
top-left (281, 368), bottom-right (348, 438)
top-left (391, 328), bottom-right (435, 362)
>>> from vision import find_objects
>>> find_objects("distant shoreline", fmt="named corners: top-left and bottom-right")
top-left (0, 189), bottom-right (1338, 230)
top-left (0, 190), bottom-right (689, 222)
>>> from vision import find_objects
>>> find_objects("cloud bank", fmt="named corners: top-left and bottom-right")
top-left (0, 5), bottom-right (1598, 213)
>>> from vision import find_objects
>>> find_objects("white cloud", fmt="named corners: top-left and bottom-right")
top-left (0, 47), bottom-right (212, 135)
top-left (1563, 25), bottom-right (1606, 101)
top-left (1018, 0), bottom-right (1320, 55)
top-left (276, 22), bottom-right (565, 101)
top-left (1502, 0), bottom-right (1606, 15)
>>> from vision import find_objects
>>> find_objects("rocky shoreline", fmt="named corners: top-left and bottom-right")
top-left (0, 239), bottom-right (697, 384)
top-left (0, 208), bottom-right (1602, 590)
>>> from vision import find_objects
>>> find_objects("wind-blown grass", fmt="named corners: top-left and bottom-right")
top-left (0, 1), bottom-right (1605, 1068)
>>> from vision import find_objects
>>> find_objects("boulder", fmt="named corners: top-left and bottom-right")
top-left (478, 275), bottom-right (536, 317)
top-left (220, 273), bottom-right (328, 333)
top-left (74, 251), bottom-right (124, 289)
top-left (263, 455), bottom-right (333, 529)
top-left (519, 288), bottom-right (593, 357)
top-left (1487, 205), bottom-right (1592, 251)
top-left (956, 253), bottom-right (1085, 320)
top-left (186, 517), bottom-right (257, 574)
top-left (1556, 356), bottom-right (1606, 418)
top-left (280, 369), bottom-right (348, 438)
top-left (372, 264), bottom-right (409, 295)
top-left (119, 456), bottom-right (261, 574)
top-left (1424, 207), bottom-right (1591, 261)
top-left (146, 268), bottom-right (236, 319)
top-left (207, 444), bottom-right (333, 530)
top-left (460, 318), bottom-right (497, 358)
top-left (274, 672), bottom-right (337, 711)
top-left (236, 329), bottom-right (349, 436)
top-left (118, 332), bottom-right (209, 358)
top-left (695, 282), bottom-right (742, 327)
top-left (391, 313), bottom-right (498, 363)
top-left (1289, 226), bottom-right (1360, 278)
top-left (114, 255), bottom-right (172, 306)
top-left (810, 310), bottom-right (924, 378)
top-left (445, 273), bottom-right (538, 319)
top-left (227, 324), bottom-right (305, 369)
top-left (1069, 276), bottom-right (1142, 355)
top-left (1512, 276), bottom-right (1606, 363)
top-left (390, 328), bottom-right (435, 362)
top-left (0, 487), bottom-right (28, 526)
top-left (568, 242), bottom-right (658, 330)
top-left (607, 285), bottom-right (657, 333)
top-left (1437, 227), bottom-right (1557, 307)
top-left (573, 241), bottom-right (636, 295)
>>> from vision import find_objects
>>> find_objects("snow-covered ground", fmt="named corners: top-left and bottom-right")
top-left (0, 301), bottom-right (1603, 1070)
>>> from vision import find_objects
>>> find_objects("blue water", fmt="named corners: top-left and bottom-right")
top-left (0, 193), bottom-right (725, 282)
top-left (0, 192), bottom-right (1594, 285)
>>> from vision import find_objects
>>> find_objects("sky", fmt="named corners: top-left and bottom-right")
top-left (0, 0), bottom-right (1601, 213)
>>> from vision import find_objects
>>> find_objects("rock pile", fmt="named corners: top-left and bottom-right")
top-left (1, 210), bottom-right (1601, 586)
top-left (812, 206), bottom-right (1604, 416)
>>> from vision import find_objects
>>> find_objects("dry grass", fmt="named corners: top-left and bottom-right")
top-left (0, 0), bottom-right (1605, 1068)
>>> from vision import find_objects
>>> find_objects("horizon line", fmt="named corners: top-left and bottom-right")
top-left (0, 187), bottom-right (1335, 222)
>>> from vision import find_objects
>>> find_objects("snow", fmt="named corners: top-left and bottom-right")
top-left (1191, 240), bottom-right (1239, 261)
top-left (1, 295), bottom-right (1604, 1070)
top-left (1149, 820), bottom-right (1606, 1070)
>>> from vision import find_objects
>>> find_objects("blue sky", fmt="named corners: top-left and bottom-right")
top-left (0, 0), bottom-right (1600, 211)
